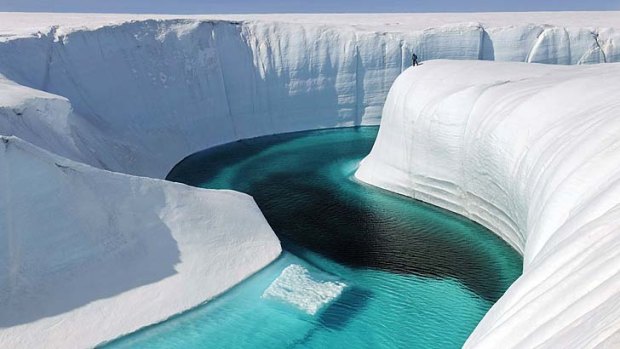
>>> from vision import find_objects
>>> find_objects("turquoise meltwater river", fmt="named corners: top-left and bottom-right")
top-left (102, 127), bottom-right (522, 349)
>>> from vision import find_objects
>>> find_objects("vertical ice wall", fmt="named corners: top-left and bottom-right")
top-left (0, 19), bottom-right (617, 177)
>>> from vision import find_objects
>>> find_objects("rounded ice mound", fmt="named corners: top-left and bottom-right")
top-left (262, 264), bottom-right (347, 315)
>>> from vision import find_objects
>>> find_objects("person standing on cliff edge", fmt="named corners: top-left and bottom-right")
top-left (412, 53), bottom-right (419, 66)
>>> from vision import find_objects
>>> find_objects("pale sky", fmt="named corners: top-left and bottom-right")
top-left (2, 0), bottom-right (620, 13)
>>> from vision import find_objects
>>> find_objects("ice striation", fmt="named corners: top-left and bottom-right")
top-left (356, 60), bottom-right (620, 348)
top-left (0, 12), bottom-right (619, 349)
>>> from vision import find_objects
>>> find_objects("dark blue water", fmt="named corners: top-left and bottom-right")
top-left (103, 127), bottom-right (522, 349)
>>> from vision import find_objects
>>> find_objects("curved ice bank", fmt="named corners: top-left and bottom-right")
top-left (356, 60), bottom-right (620, 347)
top-left (0, 136), bottom-right (281, 348)
top-left (0, 13), bottom-right (619, 178)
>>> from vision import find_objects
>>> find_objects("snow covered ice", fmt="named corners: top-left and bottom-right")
top-left (0, 13), bottom-right (618, 178)
top-left (0, 11), bottom-right (619, 349)
top-left (356, 60), bottom-right (620, 348)
top-left (0, 136), bottom-right (281, 348)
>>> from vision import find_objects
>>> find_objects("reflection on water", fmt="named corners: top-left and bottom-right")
top-left (102, 127), bottom-right (522, 349)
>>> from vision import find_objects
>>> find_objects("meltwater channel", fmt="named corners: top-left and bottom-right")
top-left (103, 127), bottom-right (522, 349)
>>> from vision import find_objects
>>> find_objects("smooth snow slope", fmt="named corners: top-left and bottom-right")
top-left (0, 136), bottom-right (281, 348)
top-left (0, 13), bottom-right (618, 178)
top-left (356, 60), bottom-right (620, 348)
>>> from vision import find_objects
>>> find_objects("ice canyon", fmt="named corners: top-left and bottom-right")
top-left (0, 12), bottom-right (619, 348)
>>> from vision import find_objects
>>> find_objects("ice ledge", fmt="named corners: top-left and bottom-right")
top-left (262, 264), bottom-right (346, 315)
top-left (356, 60), bottom-right (620, 348)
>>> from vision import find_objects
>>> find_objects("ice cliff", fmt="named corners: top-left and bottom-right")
top-left (1, 13), bottom-right (618, 178)
top-left (0, 12), bottom-right (619, 348)
top-left (356, 60), bottom-right (620, 348)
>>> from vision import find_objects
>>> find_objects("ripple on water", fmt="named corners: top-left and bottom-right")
top-left (102, 127), bottom-right (522, 349)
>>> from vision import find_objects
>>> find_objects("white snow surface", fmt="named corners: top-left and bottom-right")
top-left (262, 264), bottom-right (346, 315)
top-left (0, 12), bottom-right (619, 348)
top-left (356, 60), bottom-right (620, 348)
top-left (0, 12), bottom-right (619, 178)
top-left (0, 136), bottom-right (281, 348)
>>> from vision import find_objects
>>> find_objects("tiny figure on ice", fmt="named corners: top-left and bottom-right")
top-left (412, 53), bottom-right (419, 66)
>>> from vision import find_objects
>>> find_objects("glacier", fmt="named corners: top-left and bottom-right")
top-left (356, 60), bottom-right (620, 348)
top-left (1, 13), bottom-right (619, 178)
top-left (0, 11), bottom-right (619, 348)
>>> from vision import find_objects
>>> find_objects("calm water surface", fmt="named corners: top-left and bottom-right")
top-left (103, 127), bottom-right (522, 349)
